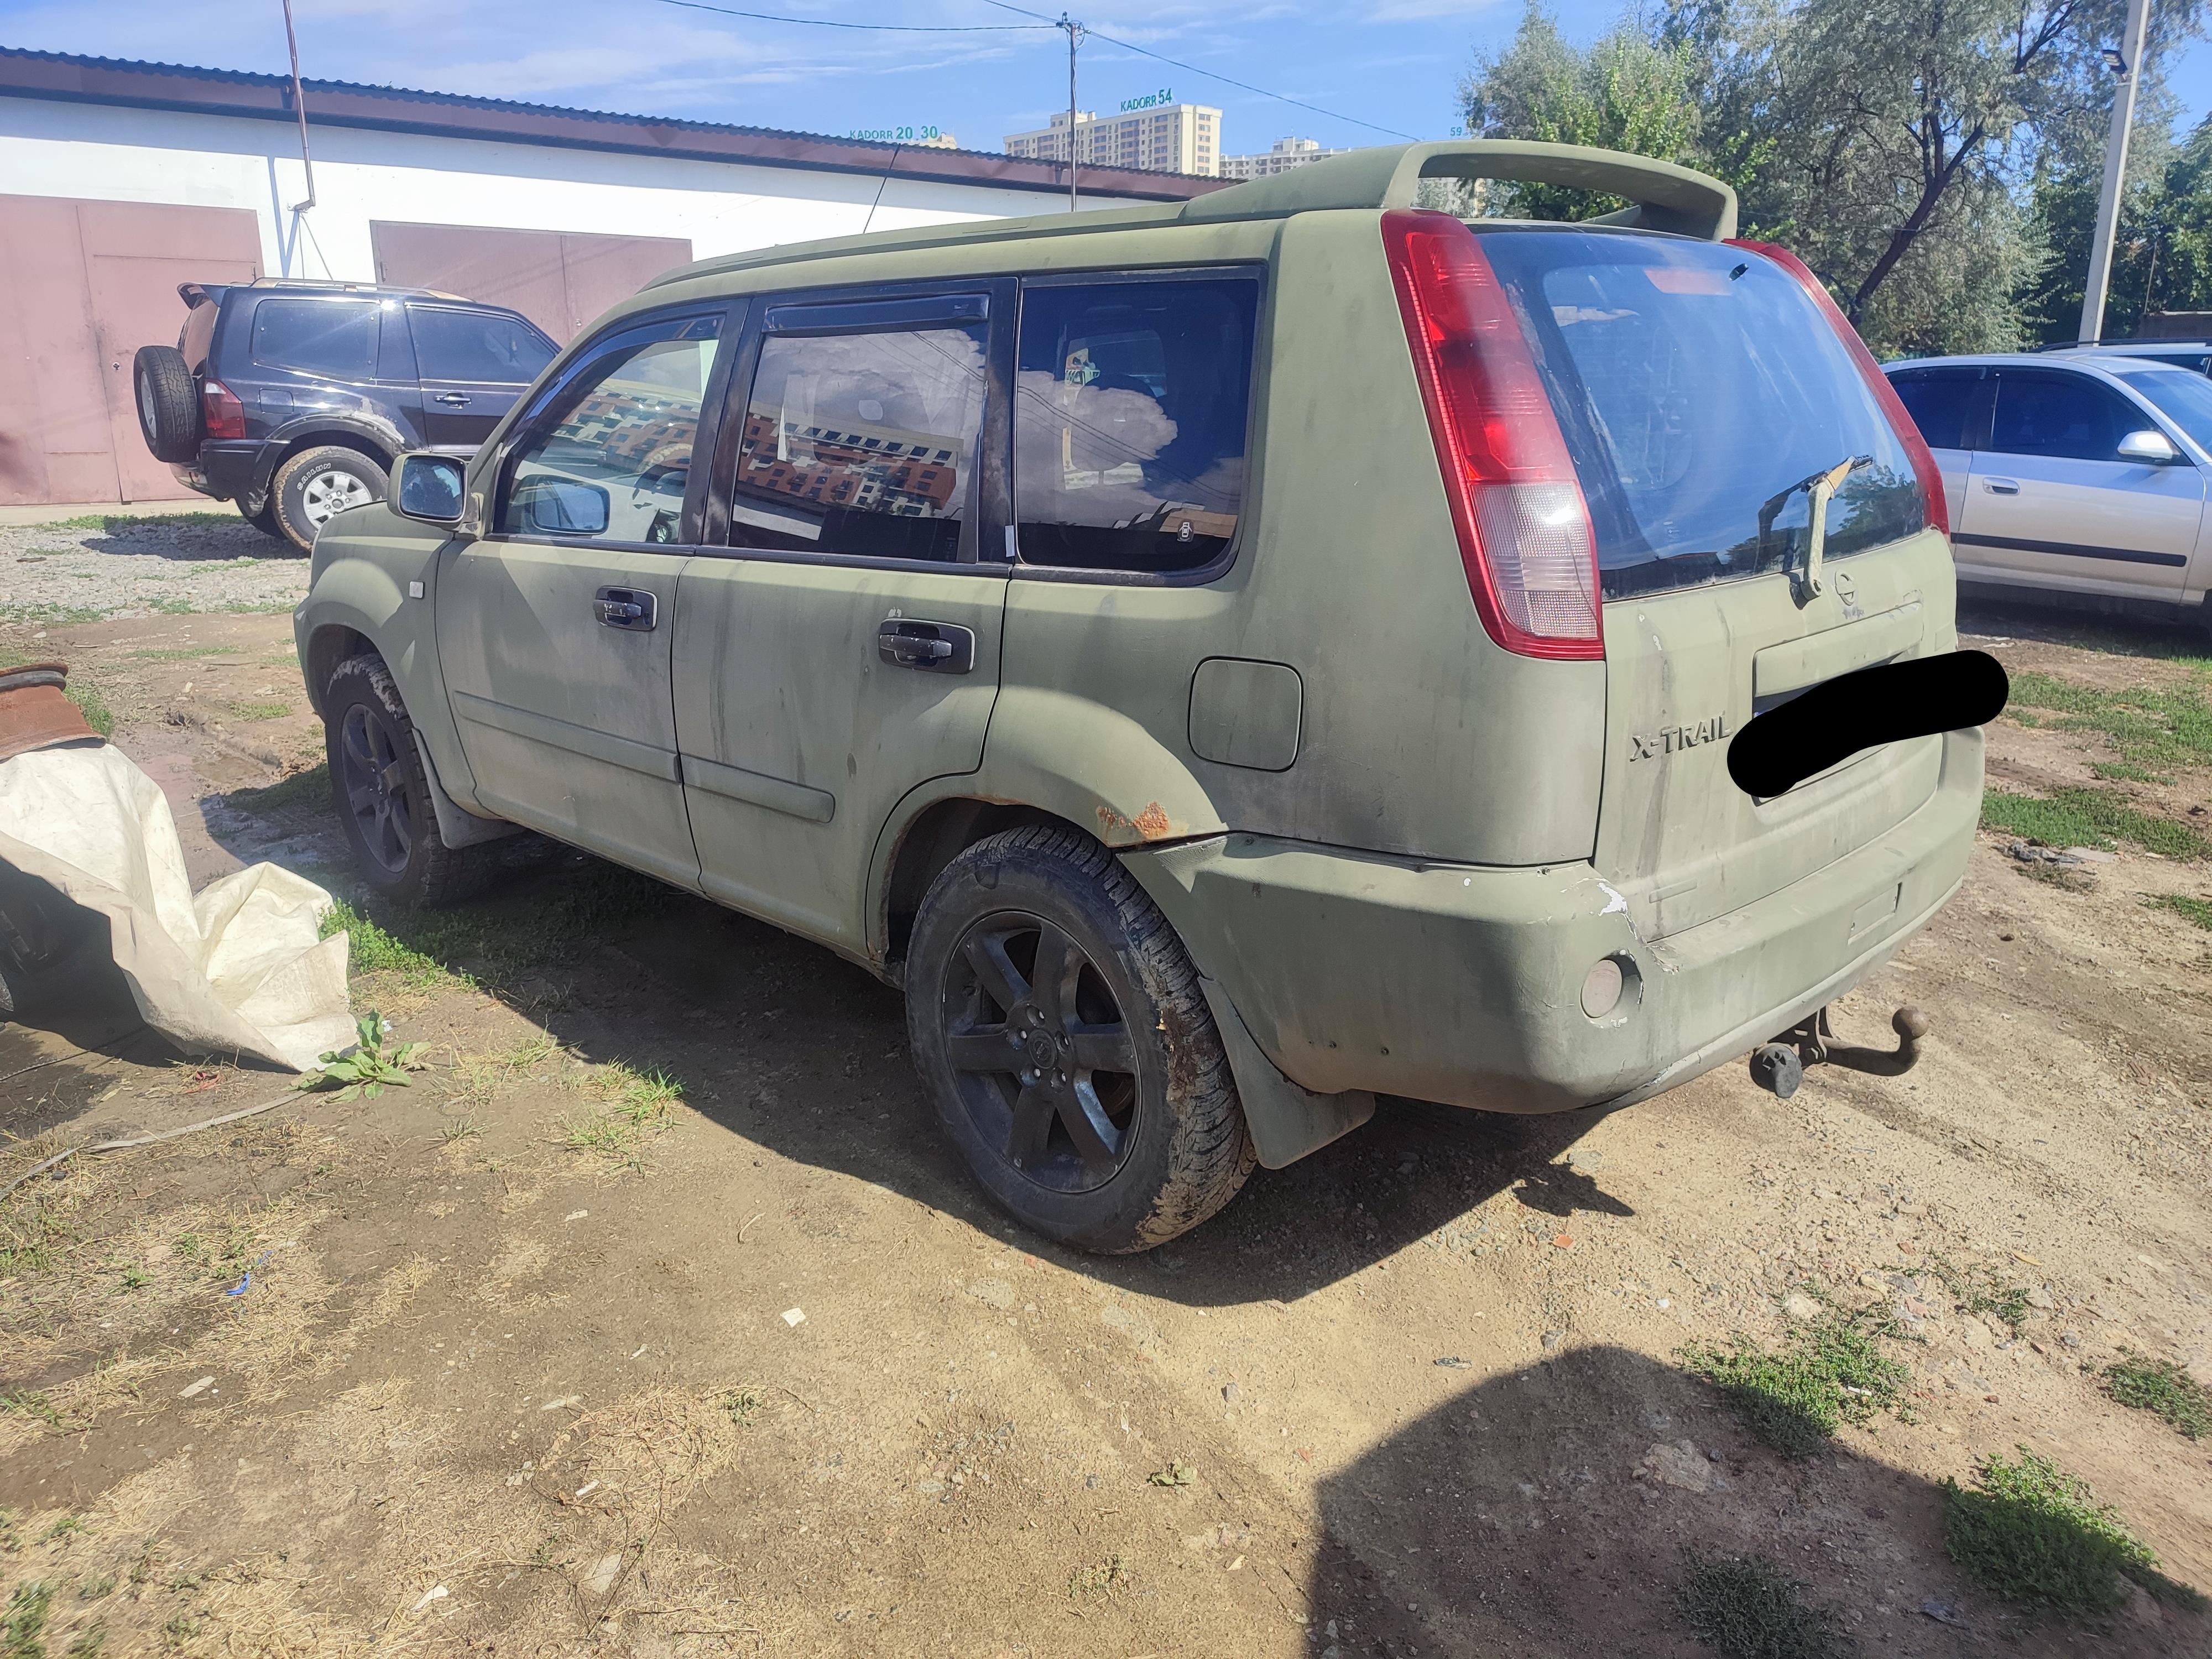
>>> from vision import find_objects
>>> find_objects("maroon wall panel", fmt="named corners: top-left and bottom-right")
top-left (371, 221), bottom-right (692, 343)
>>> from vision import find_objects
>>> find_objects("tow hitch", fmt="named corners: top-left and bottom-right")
top-left (1748, 1005), bottom-right (1930, 1099)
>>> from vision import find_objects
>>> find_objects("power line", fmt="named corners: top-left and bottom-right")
top-left (981, 0), bottom-right (1417, 140)
top-left (658, 0), bottom-right (1054, 33)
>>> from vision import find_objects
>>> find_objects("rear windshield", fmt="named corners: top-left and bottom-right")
top-left (1475, 229), bottom-right (1926, 601)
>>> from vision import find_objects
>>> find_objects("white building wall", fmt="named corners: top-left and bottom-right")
top-left (0, 97), bottom-right (1066, 288)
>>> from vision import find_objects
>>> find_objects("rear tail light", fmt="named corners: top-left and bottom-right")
top-left (1728, 239), bottom-right (1950, 538)
top-left (1381, 208), bottom-right (1601, 660)
top-left (201, 379), bottom-right (245, 442)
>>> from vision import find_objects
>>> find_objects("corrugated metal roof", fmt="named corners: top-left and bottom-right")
top-left (0, 45), bottom-right (1229, 201)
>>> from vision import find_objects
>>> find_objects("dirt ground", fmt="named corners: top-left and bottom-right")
top-left (3, 589), bottom-right (2210, 1658)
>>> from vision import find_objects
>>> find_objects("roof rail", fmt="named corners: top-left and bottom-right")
top-left (1180, 140), bottom-right (1737, 240)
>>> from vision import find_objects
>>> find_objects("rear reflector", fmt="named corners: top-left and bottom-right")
top-left (1727, 239), bottom-right (1950, 539)
top-left (201, 379), bottom-right (246, 442)
top-left (1381, 209), bottom-right (1601, 660)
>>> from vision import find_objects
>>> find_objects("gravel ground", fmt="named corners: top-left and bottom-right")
top-left (0, 512), bottom-right (309, 627)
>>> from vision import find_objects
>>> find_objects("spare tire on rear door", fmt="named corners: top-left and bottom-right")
top-left (133, 346), bottom-right (201, 464)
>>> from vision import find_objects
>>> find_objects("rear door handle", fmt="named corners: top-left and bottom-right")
top-left (1981, 478), bottom-right (2020, 494)
top-left (594, 586), bottom-right (656, 631)
top-left (877, 618), bottom-right (975, 674)
top-left (435, 392), bottom-right (472, 406)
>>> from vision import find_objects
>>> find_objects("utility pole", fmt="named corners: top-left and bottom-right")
top-left (2080, 0), bottom-right (2153, 344)
top-left (281, 0), bottom-right (316, 215)
top-left (1059, 12), bottom-right (1083, 212)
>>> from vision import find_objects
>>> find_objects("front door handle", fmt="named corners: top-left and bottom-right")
top-left (1981, 478), bottom-right (2020, 494)
top-left (877, 618), bottom-right (975, 674)
top-left (435, 392), bottom-right (472, 406)
top-left (594, 586), bottom-right (656, 631)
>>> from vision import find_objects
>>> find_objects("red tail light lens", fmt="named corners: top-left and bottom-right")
top-left (1726, 240), bottom-right (1949, 538)
top-left (1381, 208), bottom-right (1601, 660)
top-left (201, 379), bottom-right (246, 442)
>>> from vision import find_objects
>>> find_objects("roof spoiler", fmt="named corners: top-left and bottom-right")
top-left (1181, 140), bottom-right (1738, 241)
top-left (177, 281), bottom-right (223, 309)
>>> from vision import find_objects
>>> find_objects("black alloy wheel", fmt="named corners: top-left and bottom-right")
top-left (941, 912), bottom-right (1141, 1194)
top-left (337, 700), bottom-right (415, 878)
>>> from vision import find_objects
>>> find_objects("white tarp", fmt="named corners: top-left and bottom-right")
top-left (0, 744), bottom-right (352, 1071)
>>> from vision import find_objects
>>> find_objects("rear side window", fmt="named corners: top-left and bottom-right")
top-left (728, 316), bottom-right (988, 562)
top-left (1988, 371), bottom-right (2140, 462)
top-left (1014, 276), bottom-right (1257, 573)
top-left (410, 306), bottom-right (557, 384)
top-left (251, 299), bottom-right (377, 379)
top-left (1475, 231), bottom-right (1924, 602)
top-left (179, 299), bottom-right (220, 373)
top-left (499, 311), bottom-right (724, 544)
top-left (1887, 369), bottom-right (1983, 451)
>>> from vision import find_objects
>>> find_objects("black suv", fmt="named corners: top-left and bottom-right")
top-left (134, 279), bottom-right (559, 552)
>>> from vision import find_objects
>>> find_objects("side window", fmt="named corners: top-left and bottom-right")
top-left (1886, 370), bottom-right (1980, 451)
top-left (252, 299), bottom-right (378, 379)
top-left (1989, 372), bottom-right (2138, 462)
top-left (727, 312), bottom-right (988, 562)
top-left (1014, 276), bottom-right (1258, 572)
top-left (498, 311), bottom-right (724, 545)
top-left (411, 306), bottom-right (558, 384)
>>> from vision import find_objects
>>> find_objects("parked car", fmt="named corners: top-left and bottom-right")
top-left (294, 141), bottom-right (1981, 1253)
top-left (1885, 352), bottom-right (2212, 629)
top-left (2047, 339), bottom-right (2212, 376)
top-left (133, 278), bottom-right (559, 552)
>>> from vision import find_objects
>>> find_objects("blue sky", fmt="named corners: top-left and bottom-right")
top-left (2, 0), bottom-right (2209, 161)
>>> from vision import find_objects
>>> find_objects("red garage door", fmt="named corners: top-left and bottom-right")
top-left (370, 222), bottom-right (693, 345)
top-left (0, 196), bottom-right (262, 507)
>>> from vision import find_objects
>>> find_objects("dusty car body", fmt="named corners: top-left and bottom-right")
top-left (294, 140), bottom-right (1983, 1251)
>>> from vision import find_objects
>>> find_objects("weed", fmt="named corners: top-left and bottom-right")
top-left (0, 1511), bottom-right (16, 1553)
top-left (2007, 669), bottom-right (2212, 773)
top-left (2143, 893), bottom-right (2212, 932)
top-left (1681, 1312), bottom-right (1911, 1458)
top-left (1146, 1462), bottom-right (1196, 1487)
top-left (118, 1266), bottom-right (148, 1291)
top-left (1673, 1552), bottom-right (1850, 1659)
top-left (440, 1116), bottom-right (482, 1144)
top-left (223, 764), bottom-right (329, 820)
top-left (72, 1578), bottom-right (112, 1603)
top-left (1980, 786), bottom-right (2209, 858)
top-left (2103, 1352), bottom-right (2212, 1441)
top-left (601, 1063), bottom-right (682, 1122)
top-left (1921, 1256), bottom-right (2036, 1338)
top-left (1068, 1553), bottom-right (1133, 1600)
top-left (1943, 1446), bottom-right (2201, 1614)
top-left (716, 1386), bottom-right (765, 1425)
top-left (64, 1627), bottom-right (103, 1658)
top-left (320, 900), bottom-right (452, 989)
top-left (0, 1391), bottom-right (62, 1432)
top-left (2016, 858), bottom-right (2095, 892)
top-left (2, 1582), bottom-right (53, 1659)
top-left (227, 700), bottom-right (291, 722)
top-left (296, 1011), bottom-right (429, 1101)
top-left (38, 1517), bottom-right (81, 1546)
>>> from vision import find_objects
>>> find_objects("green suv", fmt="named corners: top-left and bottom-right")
top-left (295, 142), bottom-right (1981, 1253)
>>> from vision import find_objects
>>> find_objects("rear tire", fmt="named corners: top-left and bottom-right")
top-left (272, 445), bottom-right (388, 554)
top-left (133, 346), bottom-right (201, 464)
top-left (905, 825), bottom-right (1255, 1253)
top-left (324, 654), bottom-right (491, 909)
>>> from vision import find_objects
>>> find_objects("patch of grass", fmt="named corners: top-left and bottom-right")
top-left (147, 598), bottom-right (197, 616)
top-left (1068, 1553), bottom-right (1134, 1600)
top-left (320, 899), bottom-right (452, 989)
top-left (2090, 760), bottom-right (2177, 785)
top-left (0, 605), bottom-right (103, 628)
top-left (2007, 669), bottom-right (2212, 773)
top-left (1673, 1552), bottom-right (1850, 1659)
top-left (2103, 1352), bottom-right (2212, 1441)
top-left (2143, 892), bottom-right (2212, 932)
top-left (561, 1067), bottom-right (681, 1166)
top-left (0, 1392), bottom-right (63, 1432)
top-left (0, 647), bottom-right (112, 739)
top-left (715, 1386), bottom-right (764, 1426)
top-left (128, 648), bottom-right (216, 662)
top-left (1681, 1311), bottom-right (1911, 1459)
top-left (440, 1116), bottom-right (482, 1144)
top-left (227, 700), bottom-right (291, 722)
top-left (1922, 1255), bottom-right (2036, 1338)
top-left (1943, 1446), bottom-right (2202, 1614)
top-left (33, 512), bottom-right (231, 531)
top-left (64, 1626), bottom-right (103, 1658)
top-left (2016, 858), bottom-right (2095, 892)
top-left (73, 1578), bottom-right (112, 1603)
top-left (37, 1517), bottom-right (80, 1547)
top-left (223, 763), bottom-right (328, 820)
top-left (2, 1582), bottom-right (53, 1659)
top-left (1980, 786), bottom-right (2210, 859)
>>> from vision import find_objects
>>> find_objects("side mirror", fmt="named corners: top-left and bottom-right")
top-left (2118, 429), bottom-right (2182, 464)
top-left (510, 475), bottom-right (611, 536)
top-left (395, 452), bottom-right (467, 524)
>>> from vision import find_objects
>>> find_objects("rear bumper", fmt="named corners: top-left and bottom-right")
top-left (194, 441), bottom-right (273, 502)
top-left (1124, 727), bottom-right (1983, 1119)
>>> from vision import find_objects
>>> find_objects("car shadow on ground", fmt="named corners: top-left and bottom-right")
top-left (66, 517), bottom-right (289, 561)
top-left (1957, 593), bottom-right (2211, 659)
top-left (1290, 1340), bottom-right (2147, 1658)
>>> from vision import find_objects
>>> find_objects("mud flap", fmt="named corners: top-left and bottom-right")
top-left (1198, 972), bottom-right (1376, 1169)
top-left (414, 733), bottom-right (525, 851)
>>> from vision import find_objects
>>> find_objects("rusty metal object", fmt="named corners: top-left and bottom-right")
top-left (0, 662), bottom-right (101, 762)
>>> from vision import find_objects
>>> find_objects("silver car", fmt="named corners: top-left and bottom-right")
top-left (1885, 352), bottom-right (2212, 631)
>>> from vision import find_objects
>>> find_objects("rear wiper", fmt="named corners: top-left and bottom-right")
top-left (1756, 453), bottom-right (1873, 599)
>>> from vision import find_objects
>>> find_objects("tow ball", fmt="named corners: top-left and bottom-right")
top-left (1748, 1005), bottom-right (1931, 1099)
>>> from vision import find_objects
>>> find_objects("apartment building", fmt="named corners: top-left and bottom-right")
top-left (1219, 136), bottom-right (1354, 180)
top-left (1004, 98), bottom-right (1221, 177)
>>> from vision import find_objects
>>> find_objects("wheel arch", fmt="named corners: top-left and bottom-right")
top-left (256, 419), bottom-right (403, 494)
top-left (874, 796), bottom-right (1087, 974)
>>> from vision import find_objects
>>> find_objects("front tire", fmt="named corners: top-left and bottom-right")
top-left (905, 825), bottom-right (1255, 1253)
top-left (324, 654), bottom-right (489, 909)
top-left (271, 445), bottom-right (388, 554)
